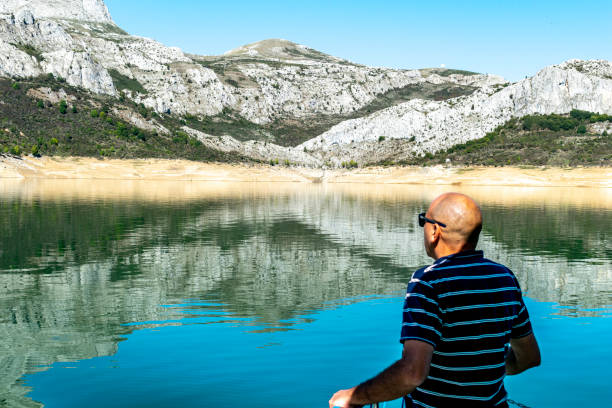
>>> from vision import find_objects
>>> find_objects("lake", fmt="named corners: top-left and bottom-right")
top-left (1, 180), bottom-right (611, 408)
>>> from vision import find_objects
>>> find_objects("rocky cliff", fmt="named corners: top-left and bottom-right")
top-left (301, 60), bottom-right (612, 166)
top-left (0, 0), bottom-right (112, 23)
top-left (0, 0), bottom-right (610, 167)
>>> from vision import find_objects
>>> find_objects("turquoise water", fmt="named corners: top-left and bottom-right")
top-left (1, 181), bottom-right (610, 407)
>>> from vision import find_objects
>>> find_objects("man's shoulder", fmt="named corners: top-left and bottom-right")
top-left (414, 255), bottom-right (517, 282)
top-left (411, 265), bottom-right (434, 281)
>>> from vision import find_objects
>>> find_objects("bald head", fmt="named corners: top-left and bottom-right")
top-left (426, 193), bottom-right (483, 254)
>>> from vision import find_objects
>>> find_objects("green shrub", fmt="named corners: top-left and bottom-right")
top-left (284, 159), bottom-right (291, 166)
top-left (11, 82), bottom-right (20, 90)
top-left (116, 122), bottom-right (129, 139)
top-left (269, 159), bottom-right (276, 166)
top-left (570, 109), bottom-right (592, 121)
top-left (31, 144), bottom-right (40, 156)
top-left (108, 69), bottom-right (148, 94)
top-left (37, 100), bottom-right (45, 109)
top-left (59, 100), bottom-right (68, 114)
top-left (589, 113), bottom-right (612, 123)
top-left (50, 137), bottom-right (59, 145)
top-left (577, 125), bottom-right (587, 134)
top-left (342, 160), bottom-right (358, 169)
top-left (522, 114), bottom-right (578, 131)
top-left (99, 111), bottom-right (106, 119)
top-left (11, 145), bottom-right (21, 155)
top-left (172, 131), bottom-right (190, 144)
top-left (378, 136), bottom-right (386, 142)
top-left (71, 105), bottom-right (77, 114)
top-left (138, 104), bottom-right (149, 118)
top-left (90, 109), bottom-right (99, 118)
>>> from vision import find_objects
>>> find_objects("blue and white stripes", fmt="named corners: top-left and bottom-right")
top-left (400, 250), bottom-right (532, 408)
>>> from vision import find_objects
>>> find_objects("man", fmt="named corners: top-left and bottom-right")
top-left (329, 192), bottom-right (541, 408)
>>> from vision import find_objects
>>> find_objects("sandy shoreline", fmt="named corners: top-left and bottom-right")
top-left (1, 155), bottom-right (611, 188)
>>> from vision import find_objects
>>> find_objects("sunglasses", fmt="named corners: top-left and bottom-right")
top-left (418, 212), bottom-right (447, 228)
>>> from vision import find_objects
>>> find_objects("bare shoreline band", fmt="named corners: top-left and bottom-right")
top-left (1, 156), bottom-right (611, 188)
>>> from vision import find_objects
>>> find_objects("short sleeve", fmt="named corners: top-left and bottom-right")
top-left (511, 288), bottom-right (533, 339)
top-left (400, 270), bottom-right (442, 348)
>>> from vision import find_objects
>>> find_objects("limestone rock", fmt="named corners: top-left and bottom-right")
top-left (0, 10), bottom-right (115, 93)
top-left (0, 0), bottom-right (113, 23)
top-left (300, 60), bottom-right (612, 166)
top-left (182, 126), bottom-right (323, 167)
top-left (26, 86), bottom-right (76, 103)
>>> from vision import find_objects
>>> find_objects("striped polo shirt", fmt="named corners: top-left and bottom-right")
top-left (400, 250), bottom-right (532, 408)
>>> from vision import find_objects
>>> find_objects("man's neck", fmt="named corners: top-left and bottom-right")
top-left (433, 244), bottom-right (475, 260)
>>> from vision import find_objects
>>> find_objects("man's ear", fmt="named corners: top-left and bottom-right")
top-left (431, 224), bottom-right (441, 244)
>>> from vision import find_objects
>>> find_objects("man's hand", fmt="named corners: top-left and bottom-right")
top-left (329, 387), bottom-right (361, 408)
top-left (328, 340), bottom-right (433, 407)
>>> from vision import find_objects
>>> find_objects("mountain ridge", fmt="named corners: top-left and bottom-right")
top-left (0, 0), bottom-right (610, 168)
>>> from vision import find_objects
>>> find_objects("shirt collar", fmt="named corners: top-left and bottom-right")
top-left (433, 249), bottom-right (484, 265)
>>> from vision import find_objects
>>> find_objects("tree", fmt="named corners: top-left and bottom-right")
top-left (59, 100), bottom-right (68, 114)
top-left (570, 109), bottom-right (592, 121)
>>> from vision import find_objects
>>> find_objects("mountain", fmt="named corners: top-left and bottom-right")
top-left (0, 0), bottom-right (112, 23)
top-left (0, 0), bottom-right (610, 167)
top-left (222, 38), bottom-right (343, 63)
top-left (300, 59), bottom-right (612, 166)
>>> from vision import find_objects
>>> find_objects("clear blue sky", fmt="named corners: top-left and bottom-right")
top-left (105, 0), bottom-right (611, 81)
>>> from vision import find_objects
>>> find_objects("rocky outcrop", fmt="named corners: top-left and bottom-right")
top-left (0, 10), bottom-right (115, 93)
top-left (0, 0), bottom-right (113, 23)
top-left (182, 126), bottom-right (322, 167)
top-left (301, 60), bottom-right (612, 166)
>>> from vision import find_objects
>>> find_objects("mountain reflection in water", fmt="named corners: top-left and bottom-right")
top-left (0, 180), bottom-right (610, 407)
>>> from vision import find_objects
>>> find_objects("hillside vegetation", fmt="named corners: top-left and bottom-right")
top-left (0, 77), bottom-right (248, 163)
top-left (1, 77), bottom-right (611, 168)
top-left (393, 110), bottom-right (612, 167)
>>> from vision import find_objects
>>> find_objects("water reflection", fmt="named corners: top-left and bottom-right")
top-left (0, 180), bottom-right (610, 407)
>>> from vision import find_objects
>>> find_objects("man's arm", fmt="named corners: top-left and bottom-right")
top-left (328, 340), bottom-right (433, 408)
top-left (505, 333), bottom-right (541, 375)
